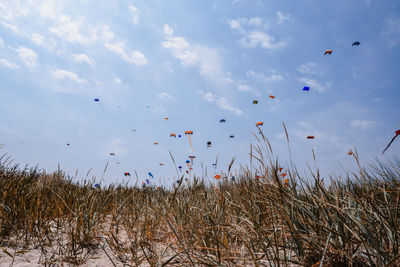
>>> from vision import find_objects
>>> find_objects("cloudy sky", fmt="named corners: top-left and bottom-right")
top-left (0, 0), bottom-right (399, 186)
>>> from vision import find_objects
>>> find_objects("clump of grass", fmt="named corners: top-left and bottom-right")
top-left (0, 128), bottom-right (399, 266)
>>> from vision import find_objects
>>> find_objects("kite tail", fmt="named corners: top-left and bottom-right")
top-left (188, 135), bottom-right (193, 151)
top-left (98, 103), bottom-right (105, 112)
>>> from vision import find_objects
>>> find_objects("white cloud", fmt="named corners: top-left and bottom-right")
top-left (101, 25), bottom-right (115, 41)
top-left (0, 21), bottom-right (19, 33)
top-left (104, 41), bottom-right (148, 65)
top-left (228, 17), bottom-right (266, 32)
top-left (276, 11), bottom-right (290, 24)
top-left (350, 120), bottom-right (375, 130)
top-left (248, 17), bottom-right (262, 25)
top-left (52, 69), bottom-right (87, 83)
top-left (162, 24), bottom-right (229, 87)
top-left (16, 46), bottom-right (38, 68)
top-left (197, 90), bottom-right (242, 115)
top-left (129, 5), bottom-right (139, 25)
top-left (115, 78), bottom-right (121, 84)
top-left (0, 58), bottom-right (18, 68)
top-left (298, 77), bottom-right (332, 92)
top-left (246, 70), bottom-right (283, 82)
top-left (157, 92), bottom-right (172, 99)
top-left (216, 97), bottom-right (243, 115)
top-left (237, 84), bottom-right (251, 92)
top-left (297, 62), bottom-right (318, 74)
top-left (71, 53), bottom-right (94, 65)
top-left (162, 24), bottom-right (198, 66)
top-left (197, 90), bottom-right (216, 102)
top-left (30, 33), bottom-right (44, 45)
top-left (241, 31), bottom-right (286, 49)
top-left (0, 37), bottom-right (3, 47)
top-left (49, 15), bottom-right (98, 45)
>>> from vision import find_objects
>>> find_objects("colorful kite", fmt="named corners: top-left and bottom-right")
top-left (256, 122), bottom-right (264, 127)
top-left (164, 117), bottom-right (168, 120)
top-left (178, 166), bottom-right (182, 172)
top-left (324, 49), bottom-right (332, 55)
top-left (186, 160), bottom-right (190, 167)
top-left (382, 129), bottom-right (400, 154)
top-left (352, 41), bottom-right (360, 46)
top-left (207, 141), bottom-right (212, 147)
top-left (214, 174), bottom-right (221, 180)
top-left (170, 133), bottom-right (176, 138)
top-left (253, 100), bottom-right (258, 104)
top-left (269, 95), bottom-right (275, 99)
top-left (303, 86), bottom-right (310, 91)
top-left (124, 172), bottom-right (130, 176)
top-left (185, 130), bottom-right (194, 151)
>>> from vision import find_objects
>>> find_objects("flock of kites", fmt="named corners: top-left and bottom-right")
top-left (2, 40), bottom-right (395, 187)
top-left (83, 41), bottom-right (400, 185)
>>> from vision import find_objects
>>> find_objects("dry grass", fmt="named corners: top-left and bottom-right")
top-left (0, 132), bottom-right (400, 266)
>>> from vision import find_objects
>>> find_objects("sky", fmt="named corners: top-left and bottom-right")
top-left (0, 0), bottom-right (399, 187)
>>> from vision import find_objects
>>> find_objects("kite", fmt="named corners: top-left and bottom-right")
top-left (170, 133), bottom-right (176, 138)
top-left (352, 41), bottom-right (360, 46)
top-left (306, 136), bottom-right (315, 139)
top-left (189, 155), bottom-right (196, 164)
top-left (133, 129), bottom-right (136, 132)
top-left (207, 141), bottom-right (212, 147)
top-left (229, 135), bottom-right (234, 139)
top-left (303, 86), bottom-right (310, 91)
top-left (178, 166), bottom-right (182, 172)
top-left (214, 174), bottom-right (221, 180)
top-left (253, 100), bottom-right (258, 104)
top-left (281, 173), bottom-right (287, 178)
top-left (185, 130), bottom-right (194, 151)
top-left (146, 179), bottom-right (150, 185)
top-left (109, 152), bottom-right (116, 156)
top-left (66, 143), bottom-right (70, 146)
top-left (178, 135), bottom-right (182, 138)
top-left (269, 95), bottom-right (275, 99)
top-left (124, 172), bottom-right (130, 176)
top-left (279, 167), bottom-right (283, 172)
top-left (346, 150), bottom-right (353, 155)
top-left (164, 117), bottom-right (168, 120)
top-left (94, 184), bottom-right (100, 188)
top-left (186, 160), bottom-right (190, 167)
top-left (231, 176), bottom-right (235, 181)
top-left (93, 98), bottom-right (104, 111)
top-left (148, 172), bottom-right (154, 178)
top-left (256, 122), bottom-right (264, 127)
top-left (159, 163), bottom-right (164, 166)
top-left (382, 129), bottom-right (400, 154)
top-left (284, 178), bottom-right (289, 186)
top-left (220, 119), bottom-right (226, 123)
top-left (324, 49), bottom-right (332, 55)
top-left (154, 142), bottom-right (159, 145)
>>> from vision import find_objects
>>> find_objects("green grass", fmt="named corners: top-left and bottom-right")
top-left (0, 134), bottom-right (399, 266)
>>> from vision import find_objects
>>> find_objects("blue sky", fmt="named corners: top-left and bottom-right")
top-left (0, 0), bottom-right (399, 186)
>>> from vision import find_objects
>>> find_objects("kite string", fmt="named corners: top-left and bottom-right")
top-left (189, 135), bottom-right (193, 151)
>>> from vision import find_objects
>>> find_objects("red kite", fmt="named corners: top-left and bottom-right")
top-left (214, 174), bottom-right (221, 180)
top-left (124, 172), bottom-right (130, 176)
top-left (256, 122), bottom-right (263, 127)
top-left (164, 117), bottom-right (168, 120)
top-left (382, 129), bottom-right (400, 154)
top-left (306, 136), bottom-right (314, 139)
top-left (154, 142), bottom-right (159, 145)
top-left (269, 95), bottom-right (275, 99)
top-left (170, 133), bottom-right (176, 138)
top-left (346, 150), bottom-right (353, 156)
top-left (324, 49), bottom-right (332, 55)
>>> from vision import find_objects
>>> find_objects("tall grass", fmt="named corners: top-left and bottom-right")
top-left (0, 132), bottom-right (399, 266)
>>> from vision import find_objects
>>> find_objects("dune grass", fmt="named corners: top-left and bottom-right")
top-left (0, 133), bottom-right (399, 266)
